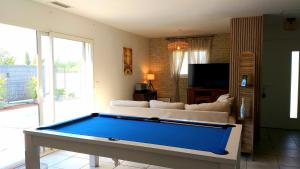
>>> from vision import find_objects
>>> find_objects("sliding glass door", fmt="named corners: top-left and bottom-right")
top-left (0, 23), bottom-right (39, 168)
top-left (38, 33), bottom-right (93, 125)
top-left (0, 22), bottom-right (93, 168)
top-left (53, 37), bottom-right (93, 122)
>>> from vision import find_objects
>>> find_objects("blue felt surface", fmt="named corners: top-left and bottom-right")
top-left (38, 114), bottom-right (233, 155)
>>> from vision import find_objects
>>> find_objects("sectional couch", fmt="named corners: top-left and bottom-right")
top-left (107, 94), bottom-right (235, 124)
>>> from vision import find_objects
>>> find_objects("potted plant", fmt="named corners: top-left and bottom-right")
top-left (55, 88), bottom-right (66, 101)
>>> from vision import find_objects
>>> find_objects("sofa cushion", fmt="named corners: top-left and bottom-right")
top-left (216, 94), bottom-right (234, 108)
top-left (110, 100), bottom-right (149, 107)
top-left (185, 101), bottom-right (231, 113)
top-left (219, 97), bottom-right (234, 105)
top-left (108, 106), bottom-right (230, 123)
top-left (150, 100), bottom-right (184, 109)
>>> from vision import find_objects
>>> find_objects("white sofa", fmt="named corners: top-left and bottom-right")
top-left (108, 99), bottom-right (235, 124)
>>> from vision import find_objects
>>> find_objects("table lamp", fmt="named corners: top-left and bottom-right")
top-left (147, 73), bottom-right (155, 91)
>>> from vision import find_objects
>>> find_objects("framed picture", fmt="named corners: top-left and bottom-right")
top-left (241, 75), bottom-right (247, 87)
top-left (123, 47), bottom-right (133, 75)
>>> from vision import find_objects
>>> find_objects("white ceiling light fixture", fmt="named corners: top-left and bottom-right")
top-left (167, 40), bottom-right (189, 51)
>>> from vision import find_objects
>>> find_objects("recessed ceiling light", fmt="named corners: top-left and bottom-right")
top-left (50, 1), bottom-right (71, 8)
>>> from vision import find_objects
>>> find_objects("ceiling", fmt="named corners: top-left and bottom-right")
top-left (33, 0), bottom-right (300, 38)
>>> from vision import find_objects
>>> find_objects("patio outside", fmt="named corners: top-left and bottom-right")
top-left (0, 104), bottom-right (38, 168)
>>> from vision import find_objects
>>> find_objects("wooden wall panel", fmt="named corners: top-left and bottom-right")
top-left (229, 16), bottom-right (263, 154)
top-left (230, 16), bottom-right (262, 113)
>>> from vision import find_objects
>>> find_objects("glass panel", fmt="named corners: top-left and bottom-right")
top-left (84, 42), bottom-right (94, 112)
top-left (199, 51), bottom-right (207, 63)
top-left (53, 37), bottom-right (87, 122)
top-left (0, 23), bottom-right (38, 167)
top-left (180, 50), bottom-right (207, 75)
top-left (290, 51), bottom-right (299, 119)
top-left (180, 52), bottom-right (188, 75)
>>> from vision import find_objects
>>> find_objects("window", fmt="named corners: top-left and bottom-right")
top-left (290, 51), bottom-right (299, 119)
top-left (179, 52), bottom-right (189, 75)
top-left (179, 50), bottom-right (207, 76)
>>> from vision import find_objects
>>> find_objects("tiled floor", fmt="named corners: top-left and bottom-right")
top-left (247, 128), bottom-right (300, 169)
top-left (14, 128), bottom-right (300, 169)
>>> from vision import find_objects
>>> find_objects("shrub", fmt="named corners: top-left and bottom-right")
top-left (27, 76), bottom-right (37, 99)
top-left (0, 74), bottom-right (6, 100)
top-left (55, 88), bottom-right (65, 97)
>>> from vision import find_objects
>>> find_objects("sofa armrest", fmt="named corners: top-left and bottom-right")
top-left (228, 115), bottom-right (236, 124)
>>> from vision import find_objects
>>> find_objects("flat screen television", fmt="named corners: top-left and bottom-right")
top-left (188, 63), bottom-right (229, 89)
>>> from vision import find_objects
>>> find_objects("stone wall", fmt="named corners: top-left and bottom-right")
top-left (149, 38), bottom-right (175, 101)
top-left (149, 33), bottom-right (230, 103)
top-left (210, 33), bottom-right (231, 63)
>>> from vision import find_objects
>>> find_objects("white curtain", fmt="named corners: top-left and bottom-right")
top-left (168, 37), bottom-right (212, 102)
top-left (187, 37), bottom-right (212, 64)
top-left (169, 50), bottom-right (185, 102)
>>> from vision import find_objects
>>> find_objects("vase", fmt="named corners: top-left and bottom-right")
top-left (240, 97), bottom-right (246, 120)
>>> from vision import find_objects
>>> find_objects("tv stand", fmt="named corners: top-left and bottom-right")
top-left (187, 88), bottom-right (229, 104)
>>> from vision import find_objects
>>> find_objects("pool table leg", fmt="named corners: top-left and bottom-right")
top-left (89, 155), bottom-right (99, 167)
top-left (25, 135), bottom-right (40, 169)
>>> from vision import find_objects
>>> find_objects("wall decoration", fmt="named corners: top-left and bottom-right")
top-left (240, 97), bottom-right (247, 120)
top-left (123, 47), bottom-right (133, 75)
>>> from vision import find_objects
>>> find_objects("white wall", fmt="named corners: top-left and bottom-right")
top-left (0, 0), bottom-right (149, 112)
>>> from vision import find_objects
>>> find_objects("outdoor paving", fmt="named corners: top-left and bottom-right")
top-left (0, 105), bottom-right (38, 169)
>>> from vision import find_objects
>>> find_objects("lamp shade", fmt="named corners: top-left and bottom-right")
top-left (167, 40), bottom-right (188, 50)
top-left (147, 74), bottom-right (155, 80)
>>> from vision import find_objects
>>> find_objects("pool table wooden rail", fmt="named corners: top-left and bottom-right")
top-left (24, 123), bottom-right (242, 169)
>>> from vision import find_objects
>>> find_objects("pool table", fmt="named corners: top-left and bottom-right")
top-left (24, 113), bottom-right (242, 169)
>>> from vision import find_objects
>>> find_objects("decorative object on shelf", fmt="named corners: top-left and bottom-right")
top-left (167, 40), bottom-right (188, 50)
top-left (241, 75), bottom-right (247, 87)
top-left (123, 47), bottom-right (133, 75)
top-left (147, 73), bottom-right (155, 91)
top-left (240, 97), bottom-right (246, 120)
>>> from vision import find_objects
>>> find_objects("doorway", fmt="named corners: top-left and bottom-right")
top-left (0, 23), bottom-right (39, 168)
top-left (53, 37), bottom-right (93, 122)
top-left (38, 33), bottom-right (94, 124)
